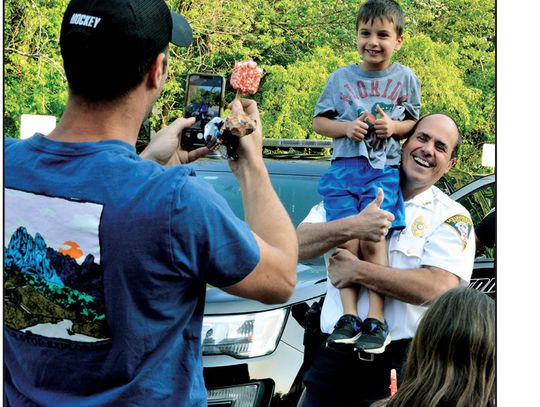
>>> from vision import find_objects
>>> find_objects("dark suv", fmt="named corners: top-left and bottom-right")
top-left (188, 156), bottom-right (495, 407)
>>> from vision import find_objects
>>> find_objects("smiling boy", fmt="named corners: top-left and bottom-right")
top-left (313, 0), bottom-right (421, 355)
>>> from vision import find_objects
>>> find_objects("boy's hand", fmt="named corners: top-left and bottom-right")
top-left (346, 111), bottom-right (369, 141)
top-left (374, 105), bottom-right (396, 139)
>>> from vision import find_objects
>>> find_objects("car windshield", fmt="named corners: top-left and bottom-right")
top-left (197, 171), bottom-right (323, 228)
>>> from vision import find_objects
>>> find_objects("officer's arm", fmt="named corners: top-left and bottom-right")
top-left (327, 247), bottom-right (459, 304)
top-left (297, 190), bottom-right (393, 260)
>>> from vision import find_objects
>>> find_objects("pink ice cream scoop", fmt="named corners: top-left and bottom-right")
top-left (230, 60), bottom-right (263, 95)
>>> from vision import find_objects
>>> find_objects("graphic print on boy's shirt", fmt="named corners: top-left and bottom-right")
top-left (340, 78), bottom-right (409, 106)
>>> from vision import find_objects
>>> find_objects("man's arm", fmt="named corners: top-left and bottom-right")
top-left (328, 247), bottom-right (460, 304)
top-left (221, 99), bottom-right (297, 304)
top-left (297, 189), bottom-right (394, 260)
top-left (139, 101), bottom-right (297, 305)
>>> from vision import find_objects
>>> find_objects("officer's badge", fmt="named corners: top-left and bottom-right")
top-left (411, 215), bottom-right (429, 237)
top-left (444, 215), bottom-right (473, 251)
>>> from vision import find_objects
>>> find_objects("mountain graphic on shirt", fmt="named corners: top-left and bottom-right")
top-left (4, 226), bottom-right (110, 341)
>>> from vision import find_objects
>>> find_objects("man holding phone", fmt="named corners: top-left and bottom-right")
top-left (4, 0), bottom-right (297, 406)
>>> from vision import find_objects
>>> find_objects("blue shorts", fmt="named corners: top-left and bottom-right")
top-left (317, 157), bottom-right (405, 230)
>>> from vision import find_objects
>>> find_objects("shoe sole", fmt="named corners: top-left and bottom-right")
top-left (327, 331), bottom-right (362, 345)
top-left (356, 334), bottom-right (392, 354)
top-left (326, 332), bottom-right (362, 352)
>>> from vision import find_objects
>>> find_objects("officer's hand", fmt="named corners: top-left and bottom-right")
top-left (349, 188), bottom-right (394, 241)
top-left (328, 248), bottom-right (362, 289)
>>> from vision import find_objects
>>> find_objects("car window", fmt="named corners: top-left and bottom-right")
top-left (456, 183), bottom-right (495, 227)
top-left (456, 182), bottom-right (496, 259)
top-left (437, 168), bottom-right (476, 195)
top-left (197, 171), bottom-right (323, 227)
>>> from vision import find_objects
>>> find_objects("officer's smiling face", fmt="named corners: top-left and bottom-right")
top-left (401, 114), bottom-right (458, 199)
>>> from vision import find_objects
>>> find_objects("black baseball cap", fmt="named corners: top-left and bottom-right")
top-left (60, 0), bottom-right (192, 65)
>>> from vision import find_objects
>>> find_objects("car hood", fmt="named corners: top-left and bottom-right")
top-left (204, 261), bottom-right (327, 315)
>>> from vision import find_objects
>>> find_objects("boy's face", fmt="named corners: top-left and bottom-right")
top-left (356, 18), bottom-right (403, 71)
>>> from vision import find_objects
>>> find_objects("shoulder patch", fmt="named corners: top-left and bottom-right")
top-left (443, 214), bottom-right (473, 251)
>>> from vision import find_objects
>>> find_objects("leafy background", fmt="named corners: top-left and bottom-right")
top-left (4, 0), bottom-right (494, 175)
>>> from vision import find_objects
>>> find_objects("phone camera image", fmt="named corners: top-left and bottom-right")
top-left (181, 73), bottom-right (225, 151)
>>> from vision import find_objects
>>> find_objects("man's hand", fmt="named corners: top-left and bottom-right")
top-left (220, 98), bottom-right (298, 305)
top-left (348, 188), bottom-right (394, 242)
top-left (328, 247), bottom-right (362, 289)
top-left (140, 117), bottom-right (210, 165)
top-left (226, 98), bottom-right (264, 174)
top-left (374, 105), bottom-right (396, 139)
top-left (346, 111), bottom-right (369, 141)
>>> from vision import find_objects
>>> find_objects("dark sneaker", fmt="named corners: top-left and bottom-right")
top-left (326, 314), bottom-right (363, 351)
top-left (355, 318), bottom-right (391, 354)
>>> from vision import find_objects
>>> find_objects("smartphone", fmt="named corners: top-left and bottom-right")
top-left (181, 73), bottom-right (225, 150)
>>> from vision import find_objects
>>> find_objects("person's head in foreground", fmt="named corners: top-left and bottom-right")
top-left (385, 287), bottom-right (495, 407)
top-left (60, 0), bottom-right (192, 103)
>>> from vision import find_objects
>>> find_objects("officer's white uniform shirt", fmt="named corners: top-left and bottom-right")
top-left (302, 185), bottom-right (476, 341)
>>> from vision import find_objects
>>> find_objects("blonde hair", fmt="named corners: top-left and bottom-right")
top-left (386, 287), bottom-right (495, 407)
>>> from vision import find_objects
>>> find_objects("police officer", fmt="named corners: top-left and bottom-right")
top-left (297, 113), bottom-right (476, 407)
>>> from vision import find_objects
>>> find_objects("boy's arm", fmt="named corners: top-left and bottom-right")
top-left (313, 113), bottom-right (369, 142)
top-left (389, 118), bottom-right (416, 140)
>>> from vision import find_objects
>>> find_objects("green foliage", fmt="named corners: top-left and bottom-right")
top-left (396, 34), bottom-right (485, 172)
top-left (260, 47), bottom-right (357, 140)
top-left (4, 0), bottom-right (494, 175)
top-left (402, 0), bottom-right (496, 161)
top-left (4, 0), bottom-right (69, 137)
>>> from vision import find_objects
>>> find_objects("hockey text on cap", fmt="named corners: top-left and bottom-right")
top-left (70, 13), bottom-right (102, 28)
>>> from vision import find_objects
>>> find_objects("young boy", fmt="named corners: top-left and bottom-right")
top-left (314, 0), bottom-right (420, 354)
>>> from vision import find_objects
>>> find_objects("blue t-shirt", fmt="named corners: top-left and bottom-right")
top-left (314, 63), bottom-right (421, 169)
top-left (3, 134), bottom-right (260, 406)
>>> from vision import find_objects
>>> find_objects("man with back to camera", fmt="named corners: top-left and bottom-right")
top-left (3, 0), bottom-right (298, 405)
top-left (296, 113), bottom-right (476, 406)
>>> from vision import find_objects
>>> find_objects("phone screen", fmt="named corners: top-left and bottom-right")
top-left (182, 73), bottom-right (225, 150)
top-left (184, 73), bottom-right (224, 133)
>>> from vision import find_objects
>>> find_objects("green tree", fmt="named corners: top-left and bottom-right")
top-left (4, 0), bottom-right (494, 175)
top-left (4, 0), bottom-right (69, 137)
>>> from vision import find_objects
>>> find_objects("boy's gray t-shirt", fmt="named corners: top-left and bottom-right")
top-left (314, 63), bottom-right (421, 169)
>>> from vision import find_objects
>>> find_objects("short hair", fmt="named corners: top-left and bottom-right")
top-left (386, 288), bottom-right (495, 407)
top-left (355, 0), bottom-right (405, 36)
top-left (62, 45), bottom-right (168, 103)
top-left (409, 113), bottom-right (462, 159)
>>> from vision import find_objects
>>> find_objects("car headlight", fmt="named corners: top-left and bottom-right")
top-left (207, 381), bottom-right (271, 406)
top-left (202, 308), bottom-right (288, 358)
